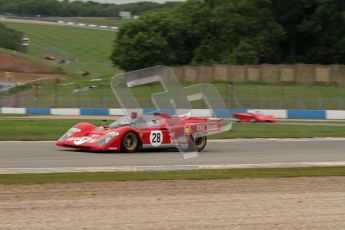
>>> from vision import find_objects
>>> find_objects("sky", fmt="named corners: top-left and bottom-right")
top-left (74, 0), bottom-right (186, 4)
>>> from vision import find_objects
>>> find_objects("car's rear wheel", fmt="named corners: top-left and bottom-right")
top-left (121, 131), bottom-right (139, 153)
top-left (192, 135), bottom-right (207, 152)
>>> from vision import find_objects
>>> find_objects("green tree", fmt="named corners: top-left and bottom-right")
top-left (304, 0), bottom-right (345, 63)
top-left (271, 0), bottom-right (317, 63)
top-left (112, 0), bottom-right (285, 70)
top-left (111, 21), bottom-right (174, 71)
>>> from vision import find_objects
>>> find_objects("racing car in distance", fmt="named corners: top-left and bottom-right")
top-left (56, 112), bottom-right (223, 153)
top-left (232, 111), bottom-right (276, 123)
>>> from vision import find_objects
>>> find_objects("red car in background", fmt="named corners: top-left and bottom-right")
top-left (44, 55), bottom-right (56, 61)
top-left (56, 112), bottom-right (223, 153)
top-left (233, 111), bottom-right (276, 123)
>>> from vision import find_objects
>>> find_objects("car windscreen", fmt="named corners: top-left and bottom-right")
top-left (109, 116), bottom-right (131, 128)
top-left (109, 115), bottom-right (160, 129)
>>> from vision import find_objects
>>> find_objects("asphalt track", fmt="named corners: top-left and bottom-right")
top-left (0, 138), bottom-right (345, 173)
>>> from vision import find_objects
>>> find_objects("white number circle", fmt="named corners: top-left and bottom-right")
top-left (150, 131), bottom-right (163, 147)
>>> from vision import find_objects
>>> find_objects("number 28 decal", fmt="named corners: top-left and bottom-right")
top-left (150, 131), bottom-right (163, 147)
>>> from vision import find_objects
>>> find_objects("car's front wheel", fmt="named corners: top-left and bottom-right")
top-left (121, 131), bottom-right (140, 153)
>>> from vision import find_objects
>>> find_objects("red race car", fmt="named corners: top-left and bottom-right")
top-left (56, 112), bottom-right (223, 152)
top-left (233, 111), bottom-right (276, 123)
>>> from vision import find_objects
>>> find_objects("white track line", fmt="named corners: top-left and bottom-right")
top-left (209, 138), bottom-right (345, 143)
top-left (1, 161), bottom-right (345, 174)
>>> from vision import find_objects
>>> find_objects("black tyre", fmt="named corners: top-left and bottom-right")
top-left (121, 131), bottom-right (140, 153)
top-left (191, 135), bottom-right (207, 152)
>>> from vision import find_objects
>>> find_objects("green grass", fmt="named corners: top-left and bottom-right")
top-left (1, 21), bottom-right (122, 107)
top-left (213, 122), bottom-right (345, 138)
top-left (0, 119), bottom-right (344, 141)
top-left (5, 77), bottom-right (345, 109)
top-left (1, 167), bottom-right (345, 184)
top-left (0, 119), bottom-right (97, 141)
top-left (229, 83), bottom-right (345, 109)
top-left (2, 21), bottom-right (119, 78)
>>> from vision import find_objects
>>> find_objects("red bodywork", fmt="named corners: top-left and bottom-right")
top-left (233, 112), bottom-right (276, 123)
top-left (56, 113), bottom-right (222, 152)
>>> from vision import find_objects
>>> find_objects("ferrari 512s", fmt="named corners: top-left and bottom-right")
top-left (56, 112), bottom-right (223, 152)
top-left (233, 111), bottom-right (276, 123)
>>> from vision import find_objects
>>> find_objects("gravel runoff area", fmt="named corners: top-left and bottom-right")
top-left (1, 177), bottom-right (345, 229)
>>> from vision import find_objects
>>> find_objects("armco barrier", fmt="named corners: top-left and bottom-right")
top-left (80, 108), bottom-right (109, 116)
top-left (287, 110), bottom-right (326, 119)
top-left (26, 108), bottom-right (51, 115)
top-left (1, 107), bottom-right (345, 119)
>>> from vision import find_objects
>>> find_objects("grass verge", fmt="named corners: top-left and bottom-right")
top-left (0, 119), bottom-right (96, 141)
top-left (2, 21), bottom-right (118, 77)
top-left (213, 122), bottom-right (345, 138)
top-left (0, 118), bottom-right (345, 140)
top-left (1, 167), bottom-right (345, 184)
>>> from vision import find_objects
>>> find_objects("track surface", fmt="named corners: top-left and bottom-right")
top-left (1, 139), bottom-right (345, 168)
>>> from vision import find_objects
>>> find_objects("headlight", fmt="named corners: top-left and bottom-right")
top-left (96, 132), bottom-right (119, 146)
top-left (104, 135), bottom-right (112, 143)
top-left (59, 128), bottom-right (81, 140)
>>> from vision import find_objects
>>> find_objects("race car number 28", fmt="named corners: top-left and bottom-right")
top-left (150, 131), bottom-right (163, 147)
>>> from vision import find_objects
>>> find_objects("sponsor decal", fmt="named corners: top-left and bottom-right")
top-left (207, 124), bottom-right (218, 131)
top-left (196, 125), bottom-right (206, 131)
top-left (108, 147), bottom-right (117, 150)
top-left (184, 127), bottom-right (190, 134)
top-left (177, 135), bottom-right (188, 144)
top-left (74, 137), bottom-right (91, 145)
top-left (150, 130), bottom-right (163, 147)
top-left (67, 137), bottom-right (75, 141)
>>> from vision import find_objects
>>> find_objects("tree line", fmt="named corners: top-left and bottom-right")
top-left (0, 23), bottom-right (18, 50)
top-left (0, 0), bottom-right (181, 17)
top-left (112, 0), bottom-right (345, 71)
